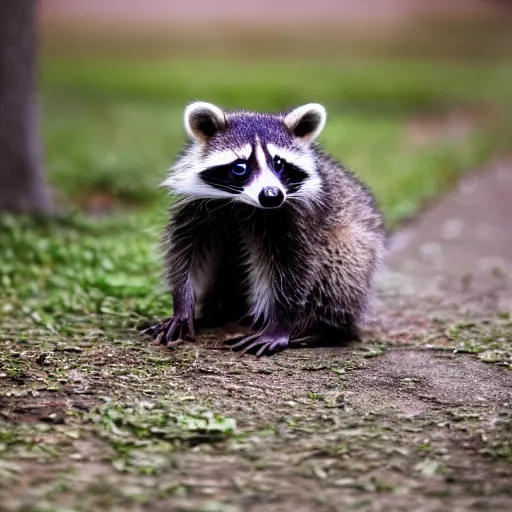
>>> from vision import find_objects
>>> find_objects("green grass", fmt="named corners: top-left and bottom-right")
top-left (42, 58), bottom-right (512, 220)
top-left (2, 50), bottom-right (512, 510)
top-left (2, 55), bottom-right (512, 341)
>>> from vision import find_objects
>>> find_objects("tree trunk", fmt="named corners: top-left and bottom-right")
top-left (0, 0), bottom-right (52, 213)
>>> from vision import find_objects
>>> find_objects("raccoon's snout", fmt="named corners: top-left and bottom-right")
top-left (258, 187), bottom-right (285, 209)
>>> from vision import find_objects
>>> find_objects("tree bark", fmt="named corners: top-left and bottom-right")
top-left (0, 0), bottom-right (52, 213)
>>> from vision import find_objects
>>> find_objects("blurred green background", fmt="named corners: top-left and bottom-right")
top-left (2, 0), bottom-right (512, 337)
top-left (38, 2), bottom-right (512, 225)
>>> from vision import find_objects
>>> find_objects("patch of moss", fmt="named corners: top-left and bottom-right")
top-left (88, 400), bottom-right (236, 474)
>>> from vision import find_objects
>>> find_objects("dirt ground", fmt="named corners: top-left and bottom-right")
top-left (1, 159), bottom-right (511, 511)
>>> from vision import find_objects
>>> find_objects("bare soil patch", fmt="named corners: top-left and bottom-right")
top-left (1, 159), bottom-right (512, 511)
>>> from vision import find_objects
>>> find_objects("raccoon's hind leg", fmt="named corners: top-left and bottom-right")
top-left (289, 320), bottom-right (362, 348)
top-left (225, 325), bottom-right (291, 357)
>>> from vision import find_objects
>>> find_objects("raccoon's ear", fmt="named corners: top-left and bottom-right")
top-left (284, 103), bottom-right (326, 142)
top-left (184, 102), bottom-right (226, 143)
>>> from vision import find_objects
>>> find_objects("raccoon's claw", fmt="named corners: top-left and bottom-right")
top-left (161, 317), bottom-right (195, 346)
top-left (141, 316), bottom-right (194, 347)
top-left (226, 329), bottom-right (290, 357)
top-left (140, 317), bottom-right (172, 337)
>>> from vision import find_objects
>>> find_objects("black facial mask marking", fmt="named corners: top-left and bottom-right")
top-left (270, 155), bottom-right (309, 194)
top-left (200, 159), bottom-right (252, 194)
top-left (200, 147), bottom-right (310, 196)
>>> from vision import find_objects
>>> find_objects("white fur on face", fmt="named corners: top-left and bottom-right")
top-left (266, 143), bottom-right (316, 173)
top-left (239, 141), bottom-right (286, 208)
top-left (161, 143), bottom-right (252, 198)
top-left (265, 143), bottom-right (322, 200)
top-left (162, 132), bottom-right (322, 206)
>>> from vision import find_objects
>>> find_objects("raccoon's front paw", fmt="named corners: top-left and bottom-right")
top-left (226, 328), bottom-right (290, 357)
top-left (141, 316), bottom-right (195, 347)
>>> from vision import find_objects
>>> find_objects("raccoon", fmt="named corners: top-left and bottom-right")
top-left (142, 101), bottom-right (387, 356)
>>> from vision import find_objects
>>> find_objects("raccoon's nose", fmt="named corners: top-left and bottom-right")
top-left (258, 187), bottom-right (285, 208)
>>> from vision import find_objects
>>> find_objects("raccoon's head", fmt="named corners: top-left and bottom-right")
top-left (162, 101), bottom-right (327, 209)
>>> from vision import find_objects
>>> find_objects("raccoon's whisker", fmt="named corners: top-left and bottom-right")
top-left (198, 177), bottom-right (242, 189)
top-left (202, 199), bottom-right (231, 219)
top-left (288, 194), bottom-right (328, 213)
top-left (235, 204), bottom-right (256, 222)
top-left (206, 181), bottom-right (243, 192)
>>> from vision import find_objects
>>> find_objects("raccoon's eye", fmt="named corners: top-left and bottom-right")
top-left (230, 161), bottom-right (247, 176)
top-left (273, 156), bottom-right (285, 174)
